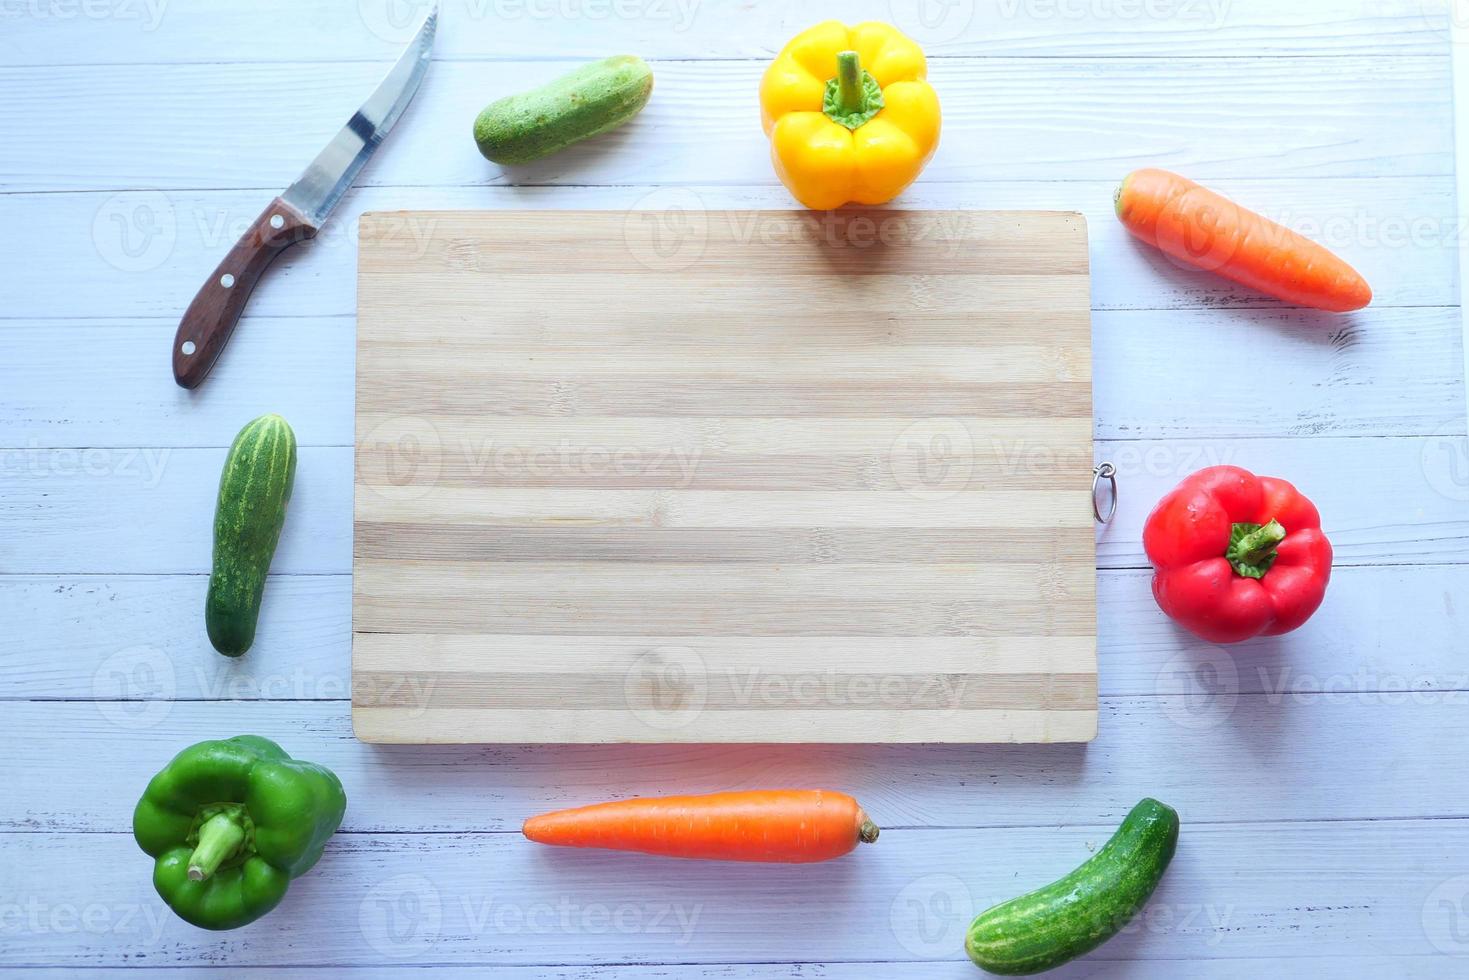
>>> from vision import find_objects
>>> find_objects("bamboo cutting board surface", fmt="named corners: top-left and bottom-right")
top-left (352, 209), bottom-right (1096, 743)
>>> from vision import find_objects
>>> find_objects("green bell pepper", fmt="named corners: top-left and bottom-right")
top-left (133, 735), bottom-right (346, 930)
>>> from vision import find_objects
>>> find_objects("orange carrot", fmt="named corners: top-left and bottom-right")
top-left (1115, 168), bottom-right (1372, 313)
top-left (522, 789), bottom-right (879, 863)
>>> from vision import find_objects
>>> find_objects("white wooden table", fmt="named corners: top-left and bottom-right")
top-left (3, 1), bottom-right (1466, 976)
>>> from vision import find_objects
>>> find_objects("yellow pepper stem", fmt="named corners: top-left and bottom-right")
top-left (834, 51), bottom-right (864, 116)
top-left (822, 50), bottom-right (884, 131)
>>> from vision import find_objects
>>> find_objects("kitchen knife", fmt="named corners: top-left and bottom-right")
top-left (171, 3), bottom-right (438, 389)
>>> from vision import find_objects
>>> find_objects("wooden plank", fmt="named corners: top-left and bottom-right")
top-left (353, 209), bottom-right (1094, 743)
top-left (0, 56), bottom-right (1451, 192)
top-left (0, 318), bottom-right (357, 449)
top-left (5, 434), bottom-right (1467, 575)
top-left (0, 962), bottom-right (1452, 980)
top-left (0, 0), bottom-right (1447, 65)
top-left (351, 635), bottom-right (1097, 676)
top-left (1, 821), bottom-right (1462, 965)
top-left (352, 707), bottom-right (1100, 743)
top-left (4, 696), bottom-right (1467, 832)
top-left (356, 208), bottom-right (1093, 272)
top-left (1095, 433), bottom-right (1469, 567)
top-left (353, 417), bottom-right (1092, 455)
top-left (1096, 305), bottom-right (1465, 439)
top-left (5, 179), bottom-right (1454, 324)
top-left (0, 447), bottom-right (354, 575)
top-left (355, 490), bottom-right (1093, 530)
top-left (352, 585), bottom-right (1094, 639)
top-left (1456, 7), bottom-right (1469, 431)
top-left (353, 560), bottom-right (1095, 599)
top-left (8, 564), bottom-right (1468, 701)
top-left (4, 304), bottom-right (1461, 450)
top-left (358, 342), bottom-right (1089, 382)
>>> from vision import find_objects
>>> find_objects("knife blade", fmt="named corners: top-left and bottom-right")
top-left (171, 3), bottom-right (438, 389)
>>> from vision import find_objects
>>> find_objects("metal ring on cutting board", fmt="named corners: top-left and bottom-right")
top-left (1092, 462), bottom-right (1117, 524)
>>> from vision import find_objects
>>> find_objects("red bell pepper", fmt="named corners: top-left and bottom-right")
top-left (1142, 465), bottom-right (1332, 643)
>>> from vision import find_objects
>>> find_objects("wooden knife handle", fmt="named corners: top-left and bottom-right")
top-left (171, 196), bottom-right (317, 389)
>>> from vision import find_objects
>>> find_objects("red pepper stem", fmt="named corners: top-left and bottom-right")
top-left (188, 812), bottom-right (245, 882)
top-left (834, 51), bottom-right (865, 116)
top-left (1231, 520), bottom-right (1286, 568)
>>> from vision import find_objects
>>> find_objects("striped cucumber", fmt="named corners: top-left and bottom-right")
top-left (473, 55), bottom-right (653, 165)
top-left (205, 414), bottom-right (297, 657)
top-left (965, 798), bottom-right (1179, 975)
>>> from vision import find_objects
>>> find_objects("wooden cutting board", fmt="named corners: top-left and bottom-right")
top-left (352, 209), bottom-right (1095, 744)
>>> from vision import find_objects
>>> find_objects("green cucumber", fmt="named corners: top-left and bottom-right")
top-left (205, 414), bottom-right (297, 657)
top-left (473, 55), bottom-right (653, 165)
top-left (965, 798), bottom-right (1179, 975)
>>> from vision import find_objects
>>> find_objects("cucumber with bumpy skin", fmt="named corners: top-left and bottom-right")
top-left (965, 798), bottom-right (1179, 975)
top-left (473, 55), bottom-right (653, 165)
top-left (205, 414), bottom-right (296, 657)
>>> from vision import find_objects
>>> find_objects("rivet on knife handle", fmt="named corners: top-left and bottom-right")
top-left (171, 197), bottom-right (316, 389)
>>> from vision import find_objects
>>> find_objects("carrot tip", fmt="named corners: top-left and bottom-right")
top-left (858, 818), bottom-right (880, 844)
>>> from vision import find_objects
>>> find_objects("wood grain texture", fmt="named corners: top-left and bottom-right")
top-left (0, 56), bottom-right (1451, 193)
top-left (2, 821), bottom-right (1464, 966)
top-left (0, 964), bottom-right (1454, 980)
top-left (9, 178), bottom-right (1454, 327)
top-left (9, 435), bottom-right (1468, 577)
top-left (0, 0), bottom-right (1448, 65)
top-left (352, 210), bottom-right (1096, 743)
top-left (5, 302), bottom-right (1462, 450)
top-left (9, 694), bottom-right (1469, 834)
top-left (10, 562), bottom-right (1469, 704)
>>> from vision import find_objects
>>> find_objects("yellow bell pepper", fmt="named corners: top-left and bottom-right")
top-left (760, 21), bottom-right (941, 210)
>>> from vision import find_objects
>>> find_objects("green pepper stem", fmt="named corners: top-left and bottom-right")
top-left (834, 51), bottom-right (865, 116)
top-left (1231, 519), bottom-right (1286, 568)
top-left (188, 812), bottom-right (245, 882)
